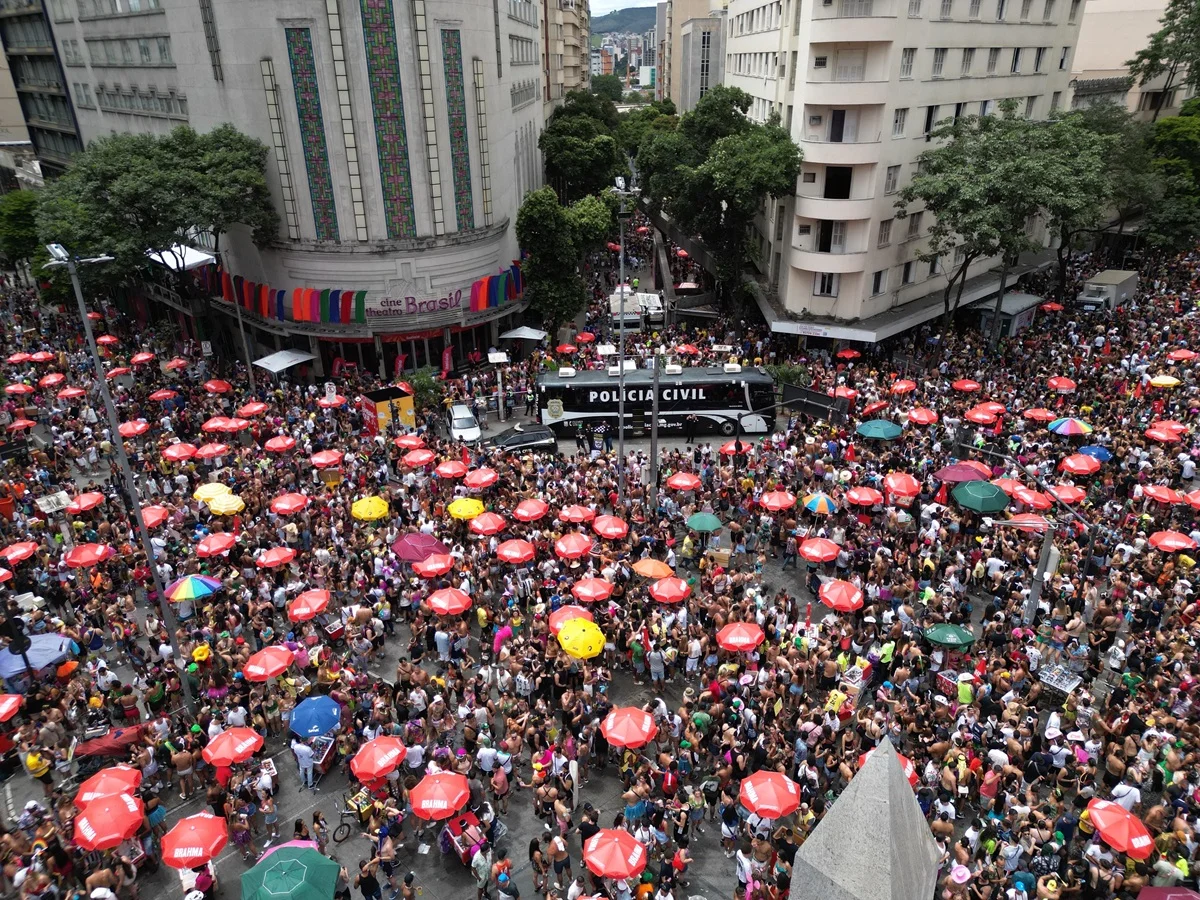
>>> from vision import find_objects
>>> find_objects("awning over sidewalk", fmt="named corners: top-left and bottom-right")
top-left (253, 349), bottom-right (316, 373)
top-left (146, 244), bottom-right (216, 272)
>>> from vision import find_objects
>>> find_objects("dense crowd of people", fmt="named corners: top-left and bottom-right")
top-left (0, 238), bottom-right (1195, 900)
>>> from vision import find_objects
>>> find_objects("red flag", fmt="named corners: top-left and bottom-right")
top-left (805, 601), bottom-right (812, 629)
top-left (992, 417), bottom-right (1004, 436)
top-left (935, 483), bottom-right (948, 504)
top-left (1056, 395), bottom-right (1065, 409)
top-left (461, 445), bottom-right (470, 468)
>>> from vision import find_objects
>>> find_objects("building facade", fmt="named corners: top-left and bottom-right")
top-left (723, 0), bottom-right (1082, 332)
top-left (678, 15), bottom-right (722, 111)
top-left (562, 0), bottom-right (588, 91)
top-left (34, 0), bottom-right (549, 376)
top-left (663, 0), bottom-right (727, 107)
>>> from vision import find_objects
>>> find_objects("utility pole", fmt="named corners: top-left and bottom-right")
top-left (1023, 523), bottom-right (1057, 626)
top-left (616, 184), bottom-right (632, 506)
top-left (46, 244), bottom-right (194, 708)
top-left (648, 350), bottom-right (661, 511)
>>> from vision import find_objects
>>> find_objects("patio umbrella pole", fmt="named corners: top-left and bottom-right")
top-left (1023, 523), bottom-right (1057, 626)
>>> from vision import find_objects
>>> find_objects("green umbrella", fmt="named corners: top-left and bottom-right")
top-left (242, 847), bottom-right (339, 900)
top-left (856, 419), bottom-right (902, 441)
top-left (924, 623), bottom-right (976, 647)
top-left (951, 480), bottom-right (1009, 514)
top-left (686, 512), bottom-right (723, 533)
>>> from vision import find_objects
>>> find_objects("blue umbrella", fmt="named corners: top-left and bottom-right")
top-left (289, 695), bottom-right (341, 737)
top-left (1079, 445), bottom-right (1112, 462)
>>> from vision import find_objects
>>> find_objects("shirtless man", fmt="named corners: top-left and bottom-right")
top-left (173, 745), bottom-right (197, 800)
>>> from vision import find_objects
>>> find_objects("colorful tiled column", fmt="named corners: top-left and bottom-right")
top-left (471, 57), bottom-right (493, 225)
top-left (441, 29), bottom-right (474, 231)
top-left (359, 0), bottom-right (417, 238)
top-left (285, 28), bottom-right (340, 242)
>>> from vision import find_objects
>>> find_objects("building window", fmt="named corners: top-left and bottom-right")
top-left (969, 0), bottom-right (981, 15)
top-left (802, 171), bottom-right (817, 183)
top-left (987, 47), bottom-right (1000, 74)
top-left (1059, 46), bottom-right (1069, 70)
top-left (1020, 0), bottom-right (1031, 18)
top-left (1034, 46), bottom-right (1045, 72)
top-left (907, 211), bottom-right (923, 238)
top-left (72, 81), bottom-right (94, 106)
top-left (878, 218), bottom-right (892, 246)
top-left (900, 47), bottom-right (915, 79)
top-left (510, 36), bottom-right (536, 65)
top-left (1025, 95), bottom-right (1036, 117)
top-left (928, 257), bottom-right (939, 276)
top-left (932, 48), bottom-right (946, 77)
top-left (814, 272), bottom-right (839, 296)
top-left (923, 104), bottom-right (938, 135)
top-left (996, 0), bottom-right (1006, 18)
top-left (892, 107), bottom-right (908, 137)
top-left (699, 30), bottom-right (711, 97)
top-left (907, 0), bottom-right (921, 16)
top-left (940, 0), bottom-right (952, 16)
top-left (1042, 0), bottom-right (1054, 19)
top-left (961, 47), bottom-right (974, 75)
top-left (980, 98), bottom-right (992, 115)
top-left (1050, 90), bottom-right (1060, 110)
top-left (872, 269), bottom-right (888, 295)
top-left (1010, 48), bottom-right (1020, 73)
top-left (884, 164), bottom-right (900, 193)
top-left (954, 245), bottom-right (966, 264)
top-left (954, 101), bottom-right (966, 118)
top-left (814, 55), bottom-right (828, 68)
top-left (1068, 0), bottom-right (1079, 20)
top-left (902, 261), bottom-right (915, 284)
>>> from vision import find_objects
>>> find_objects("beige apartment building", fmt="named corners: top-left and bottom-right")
top-left (720, 0), bottom-right (1082, 339)
top-left (662, 0), bottom-right (728, 107)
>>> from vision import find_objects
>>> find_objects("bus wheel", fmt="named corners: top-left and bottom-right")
top-left (719, 421), bottom-right (736, 436)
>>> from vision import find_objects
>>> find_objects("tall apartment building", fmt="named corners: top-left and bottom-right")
top-left (643, 26), bottom-right (657, 66)
top-left (655, 2), bottom-right (668, 99)
top-left (562, 0), bottom-right (589, 91)
top-left (663, 0), bottom-right (728, 107)
top-left (678, 16), bottom-right (723, 111)
top-left (34, 0), bottom-right (546, 376)
top-left (724, 0), bottom-right (1082, 337)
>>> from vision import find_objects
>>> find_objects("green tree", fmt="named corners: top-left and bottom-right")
top-left (1150, 113), bottom-right (1200, 182)
top-left (1068, 102), bottom-right (1161, 236)
top-left (591, 74), bottom-right (624, 102)
top-left (553, 89), bottom-right (620, 132)
top-left (1142, 169), bottom-right (1200, 251)
top-left (539, 111), bottom-right (623, 202)
top-left (1127, 0), bottom-right (1200, 121)
top-left (0, 190), bottom-right (40, 282)
top-left (408, 366), bottom-right (446, 413)
top-left (616, 101), bottom-right (678, 157)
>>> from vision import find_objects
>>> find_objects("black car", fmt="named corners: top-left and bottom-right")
top-left (482, 422), bottom-right (559, 454)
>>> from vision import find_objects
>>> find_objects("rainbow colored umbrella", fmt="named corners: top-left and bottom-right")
top-left (165, 574), bottom-right (222, 602)
top-left (802, 492), bottom-right (838, 515)
top-left (1048, 417), bottom-right (1093, 436)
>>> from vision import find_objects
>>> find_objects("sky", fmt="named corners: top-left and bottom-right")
top-left (591, 0), bottom-right (658, 15)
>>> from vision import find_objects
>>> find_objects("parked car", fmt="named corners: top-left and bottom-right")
top-left (445, 403), bottom-right (482, 443)
top-left (481, 423), bottom-right (558, 454)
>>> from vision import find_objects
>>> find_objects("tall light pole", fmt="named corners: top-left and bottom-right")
top-left (45, 244), bottom-right (193, 708)
top-left (614, 177), bottom-right (636, 506)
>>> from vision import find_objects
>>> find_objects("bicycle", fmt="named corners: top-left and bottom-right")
top-left (333, 791), bottom-right (363, 843)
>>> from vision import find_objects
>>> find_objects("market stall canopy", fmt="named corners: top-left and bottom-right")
top-left (0, 632), bottom-right (74, 678)
top-left (792, 738), bottom-right (939, 900)
top-left (500, 326), bottom-right (548, 341)
top-left (145, 244), bottom-right (216, 272)
top-left (252, 349), bottom-right (317, 374)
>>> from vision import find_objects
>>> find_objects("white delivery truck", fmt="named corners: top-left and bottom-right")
top-left (635, 292), bottom-right (665, 327)
top-left (609, 288), bottom-right (643, 333)
top-left (1077, 270), bottom-right (1138, 313)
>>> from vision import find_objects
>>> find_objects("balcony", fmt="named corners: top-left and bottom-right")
top-left (811, 0), bottom-right (895, 15)
top-left (810, 15), bottom-right (897, 41)
top-left (799, 135), bottom-right (882, 165)
top-left (790, 244), bottom-right (870, 273)
top-left (0, 0), bottom-right (42, 17)
top-left (796, 194), bottom-right (875, 219)
top-left (804, 79), bottom-right (890, 105)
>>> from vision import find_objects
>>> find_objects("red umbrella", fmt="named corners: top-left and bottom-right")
top-left (819, 579), bottom-right (863, 612)
top-left (496, 539), bottom-right (536, 564)
top-left (0, 694), bottom-right (21, 722)
top-left (719, 439), bottom-right (751, 456)
top-left (1146, 426), bottom-right (1181, 443)
top-left (350, 737), bottom-right (408, 782)
top-left (1168, 348), bottom-right (1197, 361)
top-left (106, 367), bottom-right (131, 379)
top-left (600, 707), bottom-right (658, 748)
top-left (1151, 419), bottom-right (1189, 434)
top-left (203, 379), bottom-right (232, 394)
top-left (202, 727), bottom-right (263, 766)
top-left (238, 401), bottom-right (269, 417)
top-left (27, 351), bottom-right (52, 363)
top-left (74, 793), bottom-right (144, 851)
top-left (64, 543), bottom-right (113, 568)
top-left (560, 504), bottom-right (596, 523)
top-left (264, 435), bottom-right (297, 453)
top-left (675, 344), bottom-right (700, 355)
top-left (739, 771), bottom-right (801, 818)
top-left (393, 434), bottom-right (425, 450)
top-left (549, 605), bottom-right (594, 635)
top-left (1060, 454), bottom-right (1100, 475)
top-left (429, 588), bottom-right (472, 616)
top-left (1048, 376), bottom-right (1076, 392)
top-left (1049, 484), bottom-right (1086, 504)
top-left (197, 533), bottom-right (236, 557)
top-left (1087, 799), bottom-right (1154, 860)
top-left (555, 532), bottom-right (593, 559)
top-left (395, 381), bottom-right (415, 395)
top-left (593, 515), bottom-right (629, 540)
top-left (164, 357), bottom-right (188, 370)
top-left (201, 416), bottom-right (233, 432)
top-left (464, 468), bottom-right (499, 489)
top-left (836, 348), bottom-right (860, 359)
top-left (6, 352), bottom-right (29, 363)
top-left (1024, 407), bottom-right (1057, 422)
top-left (584, 830), bottom-right (648, 880)
top-left (0, 541), bottom-right (37, 563)
top-left (318, 395), bottom-right (347, 408)
top-left (951, 379), bottom-right (981, 392)
top-left (1007, 513), bottom-right (1050, 533)
top-left (799, 538), bottom-right (840, 563)
top-left (514, 498), bottom-right (550, 521)
top-left (908, 407), bottom-right (938, 425)
top-left (409, 773), bottom-right (470, 820)
top-left (990, 478), bottom-right (1024, 495)
top-left (57, 387), bottom-right (86, 400)
top-left (648, 576), bottom-right (691, 604)
top-left (288, 589), bottom-right (331, 621)
top-left (162, 813), bottom-right (228, 869)
top-left (4, 383), bottom-right (31, 395)
top-left (845, 487), bottom-right (884, 506)
top-left (965, 407), bottom-right (997, 425)
top-left (676, 248), bottom-right (689, 258)
top-left (861, 400), bottom-right (889, 417)
top-left (141, 506), bottom-right (169, 529)
top-left (858, 748), bottom-right (919, 787)
top-left (833, 386), bottom-right (858, 401)
top-left (162, 443), bottom-right (197, 462)
top-left (195, 442), bottom-right (229, 460)
top-left (665, 472), bottom-right (702, 491)
top-left (256, 547), bottom-right (297, 568)
top-left (67, 491), bottom-right (105, 513)
top-left (572, 577), bottom-right (615, 603)
top-left (435, 460), bottom-right (468, 479)
top-left (243, 646), bottom-right (295, 681)
top-left (576, 332), bottom-right (596, 343)
top-left (311, 449), bottom-right (344, 468)
top-left (759, 491), bottom-right (797, 511)
top-left (884, 472), bottom-right (921, 497)
top-left (468, 512), bottom-right (507, 536)
top-left (413, 553), bottom-right (455, 578)
top-left (95, 334), bottom-right (119, 346)
top-left (1039, 301), bottom-right (1064, 312)
top-left (37, 373), bottom-right (63, 388)
top-left (1013, 488), bottom-right (1053, 510)
top-left (73, 764), bottom-right (142, 809)
top-left (270, 493), bottom-right (310, 515)
top-left (557, 344), bottom-right (578, 354)
top-left (891, 379), bottom-right (917, 395)
top-left (1150, 530), bottom-right (1198, 552)
top-left (402, 449), bottom-right (435, 467)
top-left (130, 352), bottom-right (155, 365)
top-left (717, 622), bottom-right (765, 651)
top-left (1145, 485), bottom-right (1185, 504)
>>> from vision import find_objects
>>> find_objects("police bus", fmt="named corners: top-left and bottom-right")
top-left (537, 364), bottom-right (776, 437)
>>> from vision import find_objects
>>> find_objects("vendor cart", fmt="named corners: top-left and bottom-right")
top-left (313, 734), bottom-right (337, 783)
top-left (441, 811), bottom-right (485, 865)
top-left (1037, 664), bottom-right (1082, 709)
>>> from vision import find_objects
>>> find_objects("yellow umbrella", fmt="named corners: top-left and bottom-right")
top-left (352, 496), bottom-right (390, 521)
top-left (1151, 375), bottom-right (1181, 388)
top-left (193, 482), bottom-right (232, 503)
top-left (632, 558), bottom-right (674, 579)
top-left (448, 497), bottom-right (485, 520)
top-left (207, 494), bottom-right (245, 515)
top-left (557, 618), bottom-right (605, 659)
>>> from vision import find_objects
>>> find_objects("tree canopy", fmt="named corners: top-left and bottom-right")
top-left (1127, 0), bottom-right (1200, 120)
top-left (591, 74), bottom-right (624, 103)
top-left (0, 190), bottom-right (40, 279)
top-left (539, 91), bottom-right (624, 202)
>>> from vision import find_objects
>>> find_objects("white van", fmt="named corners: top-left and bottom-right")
top-left (636, 292), bottom-right (665, 326)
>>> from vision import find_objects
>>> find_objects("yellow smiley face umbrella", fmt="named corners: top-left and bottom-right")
top-left (448, 497), bottom-right (486, 520)
top-left (207, 494), bottom-right (246, 515)
top-left (352, 496), bottom-right (390, 521)
top-left (557, 618), bottom-right (605, 660)
top-left (1151, 375), bottom-right (1181, 388)
top-left (193, 482), bottom-right (232, 503)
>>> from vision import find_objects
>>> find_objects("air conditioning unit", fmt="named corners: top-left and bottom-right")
top-left (724, 363), bottom-right (742, 374)
top-left (558, 367), bottom-right (577, 377)
top-left (664, 364), bottom-right (683, 375)
top-left (607, 365), bottom-right (623, 376)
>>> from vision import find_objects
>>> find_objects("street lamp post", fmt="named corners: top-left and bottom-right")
top-left (45, 244), bottom-right (193, 708)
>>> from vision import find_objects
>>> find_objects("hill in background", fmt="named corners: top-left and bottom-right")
top-left (591, 6), bottom-right (657, 33)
